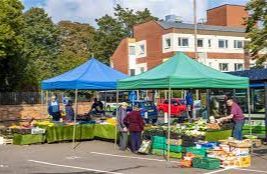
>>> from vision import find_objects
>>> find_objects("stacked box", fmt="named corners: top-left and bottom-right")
top-left (186, 147), bottom-right (207, 157)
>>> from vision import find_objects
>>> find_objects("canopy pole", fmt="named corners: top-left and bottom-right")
top-left (265, 82), bottom-right (267, 142)
top-left (46, 91), bottom-right (49, 116)
top-left (167, 87), bottom-right (171, 162)
top-left (114, 90), bottom-right (119, 149)
top-left (206, 89), bottom-right (210, 119)
top-left (72, 89), bottom-right (78, 149)
top-left (247, 88), bottom-right (252, 135)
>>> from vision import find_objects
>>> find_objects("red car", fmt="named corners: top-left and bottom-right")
top-left (157, 98), bottom-right (187, 117)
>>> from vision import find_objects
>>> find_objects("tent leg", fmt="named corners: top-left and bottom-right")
top-left (167, 87), bottom-right (171, 162)
top-left (247, 88), bottom-right (252, 135)
top-left (114, 90), bottom-right (119, 149)
top-left (206, 89), bottom-right (210, 119)
top-left (72, 89), bottom-right (78, 149)
top-left (46, 91), bottom-right (49, 116)
top-left (265, 82), bottom-right (267, 142)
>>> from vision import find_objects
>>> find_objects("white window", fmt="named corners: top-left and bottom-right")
top-left (218, 39), bottom-right (228, 48)
top-left (208, 39), bottom-right (212, 48)
top-left (129, 46), bottom-right (135, 55)
top-left (165, 38), bottom-right (171, 49)
top-left (219, 63), bottom-right (229, 71)
top-left (234, 63), bottom-right (244, 71)
top-left (139, 45), bottom-right (145, 55)
top-left (234, 40), bottom-right (244, 49)
top-left (178, 37), bottom-right (189, 47)
top-left (197, 39), bottom-right (203, 47)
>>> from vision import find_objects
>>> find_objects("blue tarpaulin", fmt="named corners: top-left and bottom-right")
top-left (41, 58), bottom-right (127, 90)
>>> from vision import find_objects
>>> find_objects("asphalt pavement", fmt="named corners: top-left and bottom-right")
top-left (0, 140), bottom-right (267, 174)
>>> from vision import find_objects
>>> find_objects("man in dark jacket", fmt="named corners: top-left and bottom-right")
top-left (124, 105), bottom-right (145, 153)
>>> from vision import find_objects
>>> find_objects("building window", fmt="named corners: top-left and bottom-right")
top-left (139, 45), bottom-right (145, 55)
top-left (208, 39), bottom-right (212, 47)
top-left (234, 63), bottom-right (244, 71)
top-left (130, 69), bottom-right (135, 76)
top-left (219, 63), bottom-right (229, 71)
top-left (140, 67), bottom-right (145, 73)
top-left (197, 39), bottom-right (203, 47)
top-left (218, 39), bottom-right (228, 48)
top-left (165, 38), bottom-right (171, 49)
top-left (178, 37), bottom-right (189, 47)
top-left (234, 40), bottom-right (243, 49)
top-left (129, 46), bottom-right (135, 55)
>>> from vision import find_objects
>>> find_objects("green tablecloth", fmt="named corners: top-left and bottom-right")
top-left (242, 125), bottom-right (266, 137)
top-left (13, 134), bottom-right (45, 145)
top-left (46, 124), bottom-right (95, 143)
top-left (94, 124), bottom-right (116, 140)
top-left (205, 129), bottom-right (232, 142)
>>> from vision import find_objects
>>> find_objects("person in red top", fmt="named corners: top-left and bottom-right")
top-left (124, 105), bottom-right (145, 153)
top-left (217, 99), bottom-right (245, 140)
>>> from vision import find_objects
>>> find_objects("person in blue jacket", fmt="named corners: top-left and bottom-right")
top-left (65, 100), bottom-right (74, 121)
top-left (186, 90), bottom-right (194, 121)
top-left (48, 95), bottom-right (61, 121)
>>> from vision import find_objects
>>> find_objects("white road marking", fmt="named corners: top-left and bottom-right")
top-left (28, 160), bottom-right (123, 174)
top-left (203, 167), bottom-right (236, 174)
top-left (234, 168), bottom-right (267, 173)
top-left (90, 152), bottom-right (180, 164)
top-left (66, 156), bottom-right (81, 160)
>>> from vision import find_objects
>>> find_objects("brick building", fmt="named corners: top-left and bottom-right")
top-left (111, 4), bottom-right (264, 75)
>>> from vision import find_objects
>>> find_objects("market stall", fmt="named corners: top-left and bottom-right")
top-left (38, 58), bottom-right (127, 146)
top-left (118, 52), bottom-right (249, 161)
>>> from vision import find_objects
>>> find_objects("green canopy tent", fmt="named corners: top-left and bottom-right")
top-left (118, 52), bottom-right (250, 161)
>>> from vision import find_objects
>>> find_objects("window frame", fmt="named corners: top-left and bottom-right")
top-left (234, 40), bottom-right (243, 49)
top-left (129, 46), bottom-right (135, 55)
top-left (197, 39), bottom-right (204, 48)
top-left (165, 38), bottom-right (171, 49)
top-left (234, 63), bottom-right (244, 71)
top-left (218, 39), bottom-right (228, 48)
top-left (219, 63), bottom-right (229, 71)
top-left (178, 37), bottom-right (189, 47)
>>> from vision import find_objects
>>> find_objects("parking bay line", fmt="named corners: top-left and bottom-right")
top-left (234, 168), bottom-right (267, 174)
top-left (28, 159), bottom-right (123, 174)
top-left (90, 152), bottom-right (180, 164)
top-left (203, 167), bottom-right (236, 174)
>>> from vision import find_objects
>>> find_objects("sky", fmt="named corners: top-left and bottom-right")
top-left (21, 0), bottom-right (249, 26)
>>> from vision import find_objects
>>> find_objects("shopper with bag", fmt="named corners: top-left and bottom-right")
top-left (118, 102), bottom-right (129, 151)
top-left (124, 105), bottom-right (145, 153)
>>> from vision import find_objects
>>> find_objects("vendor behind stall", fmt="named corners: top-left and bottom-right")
top-left (48, 95), bottom-right (61, 121)
top-left (217, 99), bottom-right (245, 140)
top-left (90, 98), bottom-right (105, 116)
top-left (65, 100), bottom-right (74, 121)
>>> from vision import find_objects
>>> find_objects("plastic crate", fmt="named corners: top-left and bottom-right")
top-left (168, 145), bottom-right (183, 153)
top-left (169, 152), bottom-right (182, 159)
top-left (152, 136), bottom-right (166, 144)
top-left (167, 139), bottom-right (182, 146)
top-left (192, 157), bottom-right (221, 170)
top-left (151, 149), bottom-right (166, 156)
top-left (152, 143), bottom-right (167, 150)
top-left (186, 147), bottom-right (207, 157)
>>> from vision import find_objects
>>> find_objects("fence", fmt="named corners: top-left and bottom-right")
top-left (0, 92), bottom-right (93, 105)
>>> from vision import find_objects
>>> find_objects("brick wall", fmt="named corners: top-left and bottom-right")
top-left (133, 21), bottom-right (175, 69)
top-left (0, 102), bottom-right (92, 121)
top-left (207, 5), bottom-right (248, 27)
top-left (111, 38), bottom-right (129, 74)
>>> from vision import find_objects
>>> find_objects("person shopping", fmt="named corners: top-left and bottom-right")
top-left (217, 99), bottom-right (245, 140)
top-left (124, 105), bottom-right (145, 153)
top-left (117, 102), bottom-right (129, 151)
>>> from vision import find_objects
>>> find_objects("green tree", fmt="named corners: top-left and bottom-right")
top-left (246, 0), bottom-right (267, 66)
top-left (91, 5), bottom-right (157, 63)
top-left (56, 21), bottom-right (95, 74)
top-left (0, 0), bottom-right (25, 91)
top-left (22, 8), bottom-right (60, 90)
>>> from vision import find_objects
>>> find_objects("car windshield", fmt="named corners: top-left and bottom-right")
top-left (143, 101), bottom-right (154, 107)
top-left (179, 99), bottom-right (186, 105)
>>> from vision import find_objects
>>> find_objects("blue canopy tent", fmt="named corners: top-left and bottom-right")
top-left (42, 58), bottom-right (127, 90)
top-left (41, 58), bottom-right (127, 147)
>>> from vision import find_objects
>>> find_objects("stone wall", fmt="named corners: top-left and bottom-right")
top-left (0, 102), bottom-right (92, 121)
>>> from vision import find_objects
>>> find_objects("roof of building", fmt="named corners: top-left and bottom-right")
top-left (228, 68), bottom-right (267, 81)
top-left (207, 4), bottom-right (246, 11)
top-left (157, 21), bottom-right (246, 33)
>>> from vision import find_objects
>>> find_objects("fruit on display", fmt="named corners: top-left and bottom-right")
top-left (34, 121), bottom-right (55, 127)
top-left (106, 118), bottom-right (117, 125)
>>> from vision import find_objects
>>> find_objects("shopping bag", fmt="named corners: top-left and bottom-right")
top-left (138, 140), bottom-right (152, 154)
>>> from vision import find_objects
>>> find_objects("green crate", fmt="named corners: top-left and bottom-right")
top-left (152, 143), bottom-right (167, 150)
top-left (151, 149), bottom-right (166, 156)
top-left (186, 147), bottom-right (207, 157)
top-left (169, 152), bottom-right (182, 159)
top-left (192, 157), bottom-right (220, 170)
top-left (168, 145), bottom-right (183, 153)
top-left (152, 136), bottom-right (166, 144)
